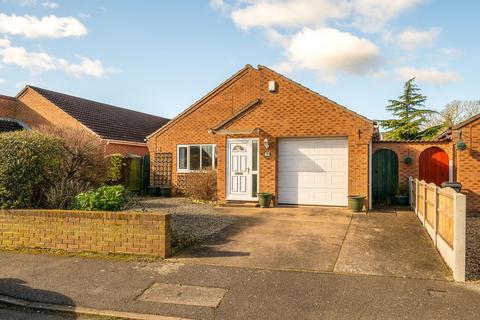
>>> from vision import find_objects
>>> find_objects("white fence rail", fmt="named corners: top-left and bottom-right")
top-left (409, 177), bottom-right (466, 282)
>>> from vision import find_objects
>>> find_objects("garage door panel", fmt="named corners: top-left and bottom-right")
top-left (279, 155), bottom-right (348, 172)
top-left (279, 172), bottom-right (347, 189)
top-left (278, 138), bottom-right (348, 206)
top-left (278, 187), bottom-right (346, 206)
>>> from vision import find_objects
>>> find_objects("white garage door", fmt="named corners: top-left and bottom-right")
top-left (278, 138), bottom-right (348, 206)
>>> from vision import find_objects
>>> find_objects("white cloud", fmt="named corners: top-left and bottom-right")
top-left (231, 0), bottom-right (350, 30)
top-left (0, 13), bottom-right (87, 38)
top-left (58, 57), bottom-right (119, 78)
top-left (396, 67), bottom-right (460, 84)
top-left (0, 39), bottom-right (118, 78)
top-left (42, 1), bottom-right (59, 9)
top-left (440, 47), bottom-right (462, 57)
top-left (0, 45), bottom-right (55, 72)
top-left (397, 27), bottom-right (441, 51)
top-left (0, 78), bottom-right (5, 84)
top-left (223, 0), bottom-right (423, 32)
top-left (271, 27), bottom-right (381, 83)
top-left (352, 0), bottom-right (425, 32)
top-left (209, 0), bottom-right (231, 14)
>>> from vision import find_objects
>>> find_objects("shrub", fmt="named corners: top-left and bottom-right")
top-left (40, 126), bottom-right (107, 187)
top-left (0, 131), bottom-right (64, 209)
top-left (183, 170), bottom-right (217, 201)
top-left (45, 179), bottom-right (91, 210)
top-left (105, 154), bottom-right (125, 185)
top-left (74, 185), bottom-right (127, 211)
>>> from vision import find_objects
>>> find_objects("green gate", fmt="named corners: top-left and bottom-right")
top-left (372, 149), bottom-right (398, 205)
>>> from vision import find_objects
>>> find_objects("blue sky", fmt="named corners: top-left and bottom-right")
top-left (0, 0), bottom-right (478, 121)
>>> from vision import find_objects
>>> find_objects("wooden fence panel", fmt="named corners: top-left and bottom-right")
top-left (426, 185), bottom-right (436, 228)
top-left (408, 176), bottom-right (466, 282)
top-left (438, 190), bottom-right (454, 248)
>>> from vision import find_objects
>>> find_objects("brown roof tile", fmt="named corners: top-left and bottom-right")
top-left (28, 86), bottom-right (169, 143)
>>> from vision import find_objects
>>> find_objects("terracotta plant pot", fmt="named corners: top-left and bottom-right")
top-left (348, 195), bottom-right (365, 212)
top-left (258, 192), bottom-right (273, 208)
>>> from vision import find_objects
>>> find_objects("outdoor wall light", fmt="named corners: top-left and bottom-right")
top-left (263, 138), bottom-right (271, 158)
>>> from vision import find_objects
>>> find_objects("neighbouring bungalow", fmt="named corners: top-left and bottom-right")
top-left (0, 86), bottom-right (169, 156)
top-left (147, 64), bottom-right (480, 216)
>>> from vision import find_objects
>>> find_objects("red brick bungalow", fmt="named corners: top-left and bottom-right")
top-left (146, 64), bottom-right (480, 215)
top-left (0, 86), bottom-right (169, 156)
top-left (147, 65), bottom-right (374, 207)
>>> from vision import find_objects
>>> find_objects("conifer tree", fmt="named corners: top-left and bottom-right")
top-left (381, 78), bottom-right (439, 140)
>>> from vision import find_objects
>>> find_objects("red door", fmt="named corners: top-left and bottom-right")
top-left (419, 147), bottom-right (449, 186)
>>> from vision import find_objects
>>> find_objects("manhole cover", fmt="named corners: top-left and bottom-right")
top-left (138, 283), bottom-right (228, 307)
top-left (427, 289), bottom-right (447, 297)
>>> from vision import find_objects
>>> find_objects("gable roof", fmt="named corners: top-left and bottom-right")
top-left (257, 65), bottom-right (373, 124)
top-left (0, 118), bottom-right (24, 133)
top-left (452, 113), bottom-right (480, 130)
top-left (18, 86), bottom-right (169, 143)
top-left (436, 112), bottom-right (480, 140)
top-left (146, 64), bottom-right (256, 139)
top-left (210, 99), bottom-right (261, 132)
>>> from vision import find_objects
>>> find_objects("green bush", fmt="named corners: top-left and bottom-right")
top-left (105, 154), bottom-right (125, 185)
top-left (0, 131), bottom-right (64, 209)
top-left (74, 185), bottom-right (127, 211)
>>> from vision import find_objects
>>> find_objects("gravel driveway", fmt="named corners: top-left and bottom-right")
top-left (467, 217), bottom-right (480, 281)
top-left (130, 197), bottom-right (236, 252)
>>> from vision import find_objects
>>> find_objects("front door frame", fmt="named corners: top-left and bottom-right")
top-left (226, 138), bottom-right (259, 201)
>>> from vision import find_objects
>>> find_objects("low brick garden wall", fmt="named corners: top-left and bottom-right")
top-left (0, 209), bottom-right (171, 258)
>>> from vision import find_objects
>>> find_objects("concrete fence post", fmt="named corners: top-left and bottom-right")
top-left (422, 182), bottom-right (426, 225)
top-left (453, 192), bottom-right (466, 282)
top-left (415, 178), bottom-right (419, 215)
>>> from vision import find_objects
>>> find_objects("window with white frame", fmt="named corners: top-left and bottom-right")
top-left (177, 144), bottom-right (216, 172)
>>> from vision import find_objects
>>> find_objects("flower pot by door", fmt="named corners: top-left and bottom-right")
top-left (258, 192), bottom-right (272, 208)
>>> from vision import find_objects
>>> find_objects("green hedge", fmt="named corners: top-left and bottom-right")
top-left (0, 131), bottom-right (64, 209)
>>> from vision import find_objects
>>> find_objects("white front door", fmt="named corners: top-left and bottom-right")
top-left (227, 139), bottom-right (258, 200)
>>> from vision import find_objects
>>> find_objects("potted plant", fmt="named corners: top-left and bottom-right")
top-left (160, 185), bottom-right (172, 197)
top-left (404, 155), bottom-right (413, 165)
top-left (257, 192), bottom-right (273, 208)
top-left (394, 184), bottom-right (409, 206)
top-left (147, 186), bottom-right (161, 196)
top-left (348, 195), bottom-right (365, 212)
top-left (456, 140), bottom-right (467, 150)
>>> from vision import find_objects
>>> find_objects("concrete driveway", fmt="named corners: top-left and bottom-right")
top-left (172, 206), bottom-right (451, 280)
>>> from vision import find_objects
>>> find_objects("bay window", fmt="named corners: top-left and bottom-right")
top-left (177, 144), bottom-right (216, 172)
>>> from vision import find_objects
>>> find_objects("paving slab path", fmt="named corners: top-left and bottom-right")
top-left (0, 253), bottom-right (479, 320)
top-left (174, 206), bottom-right (451, 280)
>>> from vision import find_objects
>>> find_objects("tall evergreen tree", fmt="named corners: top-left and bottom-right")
top-left (381, 78), bottom-right (439, 140)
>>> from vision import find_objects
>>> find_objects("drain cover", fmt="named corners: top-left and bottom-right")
top-left (427, 289), bottom-right (447, 297)
top-left (138, 283), bottom-right (228, 307)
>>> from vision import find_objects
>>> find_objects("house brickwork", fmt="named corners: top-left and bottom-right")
top-left (372, 141), bottom-right (453, 189)
top-left (450, 118), bottom-right (480, 216)
top-left (148, 65), bottom-right (374, 204)
top-left (0, 95), bottom-right (16, 118)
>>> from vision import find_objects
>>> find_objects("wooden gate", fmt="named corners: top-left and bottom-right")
top-left (419, 147), bottom-right (449, 186)
top-left (373, 149), bottom-right (398, 205)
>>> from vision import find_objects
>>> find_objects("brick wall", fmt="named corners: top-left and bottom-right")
top-left (0, 209), bottom-right (171, 258)
top-left (105, 142), bottom-right (149, 156)
top-left (373, 141), bottom-right (453, 188)
top-left (148, 65), bottom-right (373, 204)
top-left (0, 95), bottom-right (16, 118)
top-left (451, 118), bottom-right (480, 216)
